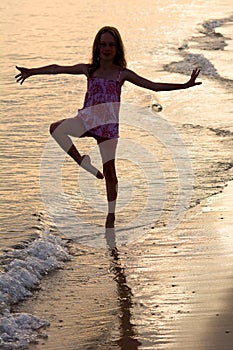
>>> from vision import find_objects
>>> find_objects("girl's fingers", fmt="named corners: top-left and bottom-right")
top-left (15, 66), bottom-right (22, 73)
top-left (16, 66), bottom-right (23, 71)
top-left (191, 68), bottom-right (201, 82)
top-left (15, 67), bottom-right (24, 83)
top-left (16, 76), bottom-right (24, 84)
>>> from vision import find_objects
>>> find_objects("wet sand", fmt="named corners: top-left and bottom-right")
top-left (13, 181), bottom-right (233, 350)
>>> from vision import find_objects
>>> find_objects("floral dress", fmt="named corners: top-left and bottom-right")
top-left (77, 73), bottom-right (122, 139)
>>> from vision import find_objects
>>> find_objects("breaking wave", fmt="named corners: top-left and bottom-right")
top-left (0, 232), bottom-right (70, 349)
top-left (164, 16), bottom-right (233, 83)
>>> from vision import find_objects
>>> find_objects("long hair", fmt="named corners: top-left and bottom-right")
top-left (88, 26), bottom-right (127, 77)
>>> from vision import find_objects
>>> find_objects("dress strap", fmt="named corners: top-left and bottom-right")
top-left (116, 69), bottom-right (123, 82)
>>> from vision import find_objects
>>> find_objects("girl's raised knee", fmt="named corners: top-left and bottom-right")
top-left (49, 122), bottom-right (55, 135)
top-left (49, 121), bottom-right (59, 135)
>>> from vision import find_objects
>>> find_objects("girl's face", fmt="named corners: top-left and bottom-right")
top-left (99, 32), bottom-right (117, 62)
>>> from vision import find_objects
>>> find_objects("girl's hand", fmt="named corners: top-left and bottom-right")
top-left (185, 68), bottom-right (202, 88)
top-left (15, 66), bottom-right (31, 84)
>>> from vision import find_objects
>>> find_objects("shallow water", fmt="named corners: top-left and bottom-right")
top-left (1, 0), bottom-right (233, 254)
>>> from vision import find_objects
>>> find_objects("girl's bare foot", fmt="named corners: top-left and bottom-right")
top-left (80, 155), bottom-right (104, 179)
top-left (105, 213), bottom-right (115, 228)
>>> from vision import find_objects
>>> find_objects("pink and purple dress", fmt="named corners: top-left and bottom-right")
top-left (77, 72), bottom-right (122, 139)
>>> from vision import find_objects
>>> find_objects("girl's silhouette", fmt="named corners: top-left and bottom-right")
top-left (15, 26), bottom-right (201, 228)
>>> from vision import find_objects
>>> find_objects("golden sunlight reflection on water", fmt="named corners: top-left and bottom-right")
top-left (1, 0), bottom-right (233, 248)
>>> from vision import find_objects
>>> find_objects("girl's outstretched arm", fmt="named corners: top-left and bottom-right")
top-left (123, 68), bottom-right (202, 92)
top-left (15, 63), bottom-right (88, 84)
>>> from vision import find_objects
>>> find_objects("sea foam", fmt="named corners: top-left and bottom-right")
top-left (164, 53), bottom-right (220, 78)
top-left (0, 231), bottom-right (71, 349)
top-left (164, 15), bottom-right (233, 80)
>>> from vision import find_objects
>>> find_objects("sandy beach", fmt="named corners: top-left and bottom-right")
top-left (12, 181), bottom-right (233, 350)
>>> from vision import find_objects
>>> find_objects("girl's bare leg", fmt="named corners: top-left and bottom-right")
top-left (104, 160), bottom-right (118, 228)
top-left (50, 118), bottom-right (104, 179)
top-left (98, 139), bottom-right (118, 228)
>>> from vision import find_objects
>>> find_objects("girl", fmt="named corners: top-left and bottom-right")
top-left (15, 26), bottom-right (201, 228)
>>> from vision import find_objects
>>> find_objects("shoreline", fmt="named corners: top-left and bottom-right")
top-left (9, 181), bottom-right (233, 350)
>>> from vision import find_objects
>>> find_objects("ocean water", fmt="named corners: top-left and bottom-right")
top-left (0, 0), bottom-right (233, 348)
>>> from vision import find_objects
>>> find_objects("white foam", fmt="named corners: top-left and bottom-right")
top-left (0, 231), bottom-right (71, 348)
top-left (164, 53), bottom-right (220, 78)
top-left (164, 16), bottom-right (233, 80)
top-left (202, 19), bottom-right (224, 31)
top-left (0, 312), bottom-right (49, 349)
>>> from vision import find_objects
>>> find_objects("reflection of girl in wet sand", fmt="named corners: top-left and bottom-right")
top-left (15, 26), bottom-right (201, 228)
top-left (105, 227), bottom-right (141, 349)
